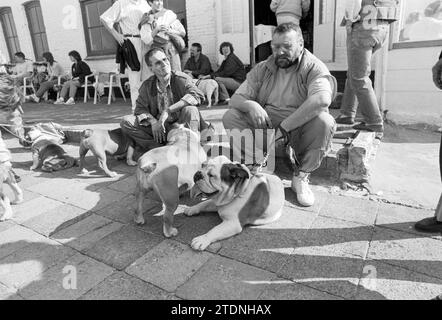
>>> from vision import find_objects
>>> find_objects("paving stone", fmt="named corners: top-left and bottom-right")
top-left (67, 222), bottom-right (124, 252)
top-left (319, 195), bottom-right (379, 226)
top-left (18, 253), bottom-right (114, 300)
top-left (367, 228), bottom-right (442, 280)
top-left (259, 279), bottom-right (343, 300)
top-left (107, 175), bottom-right (137, 194)
top-left (80, 272), bottom-right (176, 300)
top-left (19, 173), bottom-right (72, 190)
top-left (22, 204), bottom-right (91, 237)
top-left (219, 207), bottom-right (315, 273)
top-left (0, 282), bottom-right (23, 300)
top-left (27, 180), bottom-right (128, 211)
top-left (12, 196), bottom-right (64, 224)
top-left (96, 195), bottom-right (137, 224)
top-left (85, 225), bottom-right (163, 270)
top-left (126, 240), bottom-right (213, 292)
top-left (176, 256), bottom-right (275, 300)
top-left (74, 171), bottom-right (129, 191)
top-left (375, 203), bottom-right (440, 238)
top-left (354, 261), bottom-right (442, 300)
top-left (296, 216), bottom-right (374, 259)
top-left (0, 240), bottom-right (76, 289)
top-left (284, 188), bottom-right (330, 214)
top-left (0, 224), bottom-right (50, 260)
top-left (1, 189), bottom-right (39, 209)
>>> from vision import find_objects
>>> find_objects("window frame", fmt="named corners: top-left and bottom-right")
top-left (24, 0), bottom-right (50, 61)
top-left (79, 0), bottom-right (118, 57)
top-left (0, 7), bottom-right (21, 62)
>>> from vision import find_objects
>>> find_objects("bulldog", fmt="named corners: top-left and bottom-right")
top-left (192, 79), bottom-right (219, 108)
top-left (185, 156), bottom-right (285, 251)
top-left (135, 124), bottom-right (207, 238)
top-left (79, 128), bottom-right (133, 178)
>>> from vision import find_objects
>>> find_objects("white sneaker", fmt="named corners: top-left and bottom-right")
top-left (30, 94), bottom-right (40, 103)
top-left (54, 98), bottom-right (65, 105)
top-left (292, 172), bottom-right (315, 207)
top-left (64, 98), bottom-right (75, 105)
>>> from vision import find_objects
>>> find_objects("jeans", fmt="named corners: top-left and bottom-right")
top-left (222, 102), bottom-right (336, 173)
top-left (60, 79), bottom-right (81, 100)
top-left (215, 77), bottom-right (242, 92)
top-left (340, 22), bottom-right (389, 126)
top-left (121, 106), bottom-right (209, 153)
top-left (35, 79), bottom-right (58, 98)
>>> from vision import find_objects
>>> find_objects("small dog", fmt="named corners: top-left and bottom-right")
top-left (0, 132), bottom-right (23, 222)
top-left (192, 79), bottom-right (219, 108)
top-left (185, 156), bottom-right (285, 251)
top-left (135, 124), bottom-right (207, 238)
top-left (79, 128), bottom-right (133, 178)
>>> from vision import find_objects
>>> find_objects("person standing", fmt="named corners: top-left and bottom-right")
top-left (270, 0), bottom-right (311, 26)
top-left (415, 50), bottom-right (442, 233)
top-left (100, 0), bottom-right (151, 111)
top-left (336, 0), bottom-right (400, 133)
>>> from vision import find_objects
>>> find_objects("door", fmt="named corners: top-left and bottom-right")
top-left (313, 0), bottom-right (336, 62)
top-left (215, 0), bottom-right (250, 65)
top-left (24, 1), bottom-right (49, 61)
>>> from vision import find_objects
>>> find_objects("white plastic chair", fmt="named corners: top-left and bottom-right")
top-left (92, 72), bottom-right (127, 105)
top-left (81, 71), bottom-right (97, 103)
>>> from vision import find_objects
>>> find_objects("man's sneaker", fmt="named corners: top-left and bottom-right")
top-left (414, 217), bottom-right (442, 233)
top-left (64, 98), bottom-right (75, 105)
top-left (28, 94), bottom-right (40, 103)
top-left (292, 172), bottom-right (315, 207)
top-left (200, 123), bottom-right (216, 144)
top-left (335, 115), bottom-right (355, 125)
top-left (54, 98), bottom-right (65, 105)
top-left (353, 123), bottom-right (384, 133)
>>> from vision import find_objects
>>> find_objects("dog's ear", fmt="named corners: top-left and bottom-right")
top-left (220, 163), bottom-right (250, 186)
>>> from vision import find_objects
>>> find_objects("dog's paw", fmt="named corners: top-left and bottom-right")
top-left (29, 167), bottom-right (36, 171)
top-left (12, 195), bottom-right (24, 205)
top-left (191, 235), bottom-right (211, 251)
top-left (80, 168), bottom-right (89, 175)
top-left (108, 171), bottom-right (118, 178)
top-left (134, 213), bottom-right (145, 225)
top-left (163, 225), bottom-right (178, 238)
top-left (127, 160), bottom-right (138, 167)
top-left (184, 207), bottom-right (199, 217)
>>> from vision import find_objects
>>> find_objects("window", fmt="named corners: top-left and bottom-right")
top-left (80, 0), bottom-right (117, 57)
top-left (0, 7), bottom-right (21, 61)
top-left (394, 0), bottom-right (442, 48)
top-left (24, 1), bottom-right (50, 60)
top-left (222, 0), bottom-right (246, 34)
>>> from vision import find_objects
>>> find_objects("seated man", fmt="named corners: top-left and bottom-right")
top-left (223, 23), bottom-right (337, 207)
top-left (121, 47), bottom-right (212, 165)
top-left (183, 43), bottom-right (230, 102)
top-left (11, 52), bottom-right (33, 87)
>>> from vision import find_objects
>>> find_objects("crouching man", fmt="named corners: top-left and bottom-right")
top-left (121, 48), bottom-right (212, 165)
top-left (223, 23), bottom-right (337, 207)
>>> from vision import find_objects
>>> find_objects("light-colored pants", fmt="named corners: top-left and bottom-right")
top-left (340, 22), bottom-right (389, 126)
top-left (127, 37), bottom-right (151, 112)
top-left (222, 102), bottom-right (336, 173)
top-left (276, 14), bottom-right (301, 26)
top-left (215, 77), bottom-right (242, 92)
top-left (60, 79), bottom-right (81, 100)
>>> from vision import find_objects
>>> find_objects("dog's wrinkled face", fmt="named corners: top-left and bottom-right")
top-left (192, 156), bottom-right (250, 206)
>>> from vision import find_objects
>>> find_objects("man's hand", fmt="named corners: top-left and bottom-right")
top-left (432, 58), bottom-right (442, 90)
top-left (248, 104), bottom-right (273, 129)
top-left (152, 119), bottom-right (166, 144)
top-left (277, 123), bottom-right (291, 146)
top-left (114, 33), bottom-right (125, 46)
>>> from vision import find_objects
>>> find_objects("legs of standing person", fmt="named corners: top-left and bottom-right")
top-left (127, 37), bottom-right (144, 113)
top-left (276, 14), bottom-right (301, 26)
top-left (215, 77), bottom-right (242, 93)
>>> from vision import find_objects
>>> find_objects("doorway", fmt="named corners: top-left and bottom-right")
top-left (252, 0), bottom-right (314, 64)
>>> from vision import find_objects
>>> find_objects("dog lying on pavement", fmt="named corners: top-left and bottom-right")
top-left (192, 79), bottom-right (219, 108)
top-left (135, 124), bottom-right (207, 238)
top-left (185, 156), bottom-right (285, 251)
top-left (79, 128), bottom-right (133, 178)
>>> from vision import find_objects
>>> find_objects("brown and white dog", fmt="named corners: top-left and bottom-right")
top-left (192, 79), bottom-right (219, 108)
top-left (135, 124), bottom-right (207, 238)
top-left (185, 156), bottom-right (285, 251)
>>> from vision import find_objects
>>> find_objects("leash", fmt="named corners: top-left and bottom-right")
top-left (0, 124), bottom-right (33, 143)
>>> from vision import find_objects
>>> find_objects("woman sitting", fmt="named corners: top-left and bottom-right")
top-left (202, 42), bottom-right (246, 94)
top-left (139, 0), bottom-right (186, 72)
top-left (27, 52), bottom-right (66, 103)
top-left (55, 51), bottom-right (92, 105)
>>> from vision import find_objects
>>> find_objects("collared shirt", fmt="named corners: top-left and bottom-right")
top-left (12, 61), bottom-right (33, 77)
top-left (101, 0), bottom-right (151, 35)
top-left (184, 53), bottom-right (213, 78)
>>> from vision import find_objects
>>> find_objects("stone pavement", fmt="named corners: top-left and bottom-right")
top-left (0, 101), bottom-right (441, 300)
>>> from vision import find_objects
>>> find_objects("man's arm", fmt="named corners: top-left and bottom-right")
top-left (229, 63), bottom-right (262, 112)
top-left (134, 82), bottom-right (157, 125)
top-left (100, 1), bottom-right (124, 45)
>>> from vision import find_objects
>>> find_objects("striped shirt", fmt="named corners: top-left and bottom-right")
top-left (100, 0), bottom-right (151, 36)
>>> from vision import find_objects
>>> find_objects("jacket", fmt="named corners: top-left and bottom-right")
top-left (359, 0), bottom-right (400, 23)
top-left (135, 71), bottom-right (204, 119)
top-left (233, 49), bottom-right (337, 108)
top-left (72, 61), bottom-right (92, 84)
top-left (212, 53), bottom-right (246, 83)
top-left (116, 39), bottom-right (141, 74)
top-left (184, 54), bottom-right (213, 78)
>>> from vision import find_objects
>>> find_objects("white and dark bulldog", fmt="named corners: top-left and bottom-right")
top-left (135, 124), bottom-right (207, 238)
top-left (185, 156), bottom-right (285, 251)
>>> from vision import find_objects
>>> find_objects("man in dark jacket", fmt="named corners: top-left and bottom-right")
top-left (415, 50), bottom-right (442, 233)
top-left (121, 48), bottom-right (211, 164)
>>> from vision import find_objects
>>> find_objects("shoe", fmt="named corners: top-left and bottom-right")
top-left (64, 98), bottom-right (75, 105)
top-left (54, 98), bottom-right (65, 105)
top-left (29, 94), bottom-right (40, 103)
top-left (335, 115), bottom-right (355, 125)
top-left (200, 123), bottom-right (216, 144)
top-left (292, 172), bottom-right (315, 207)
top-left (414, 217), bottom-right (442, 233)
top-left (353, 123), bottom-right (384, 133)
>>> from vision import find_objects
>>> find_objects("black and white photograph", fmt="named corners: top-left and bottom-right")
top-left (0, 0), bottom-right (441, 305)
